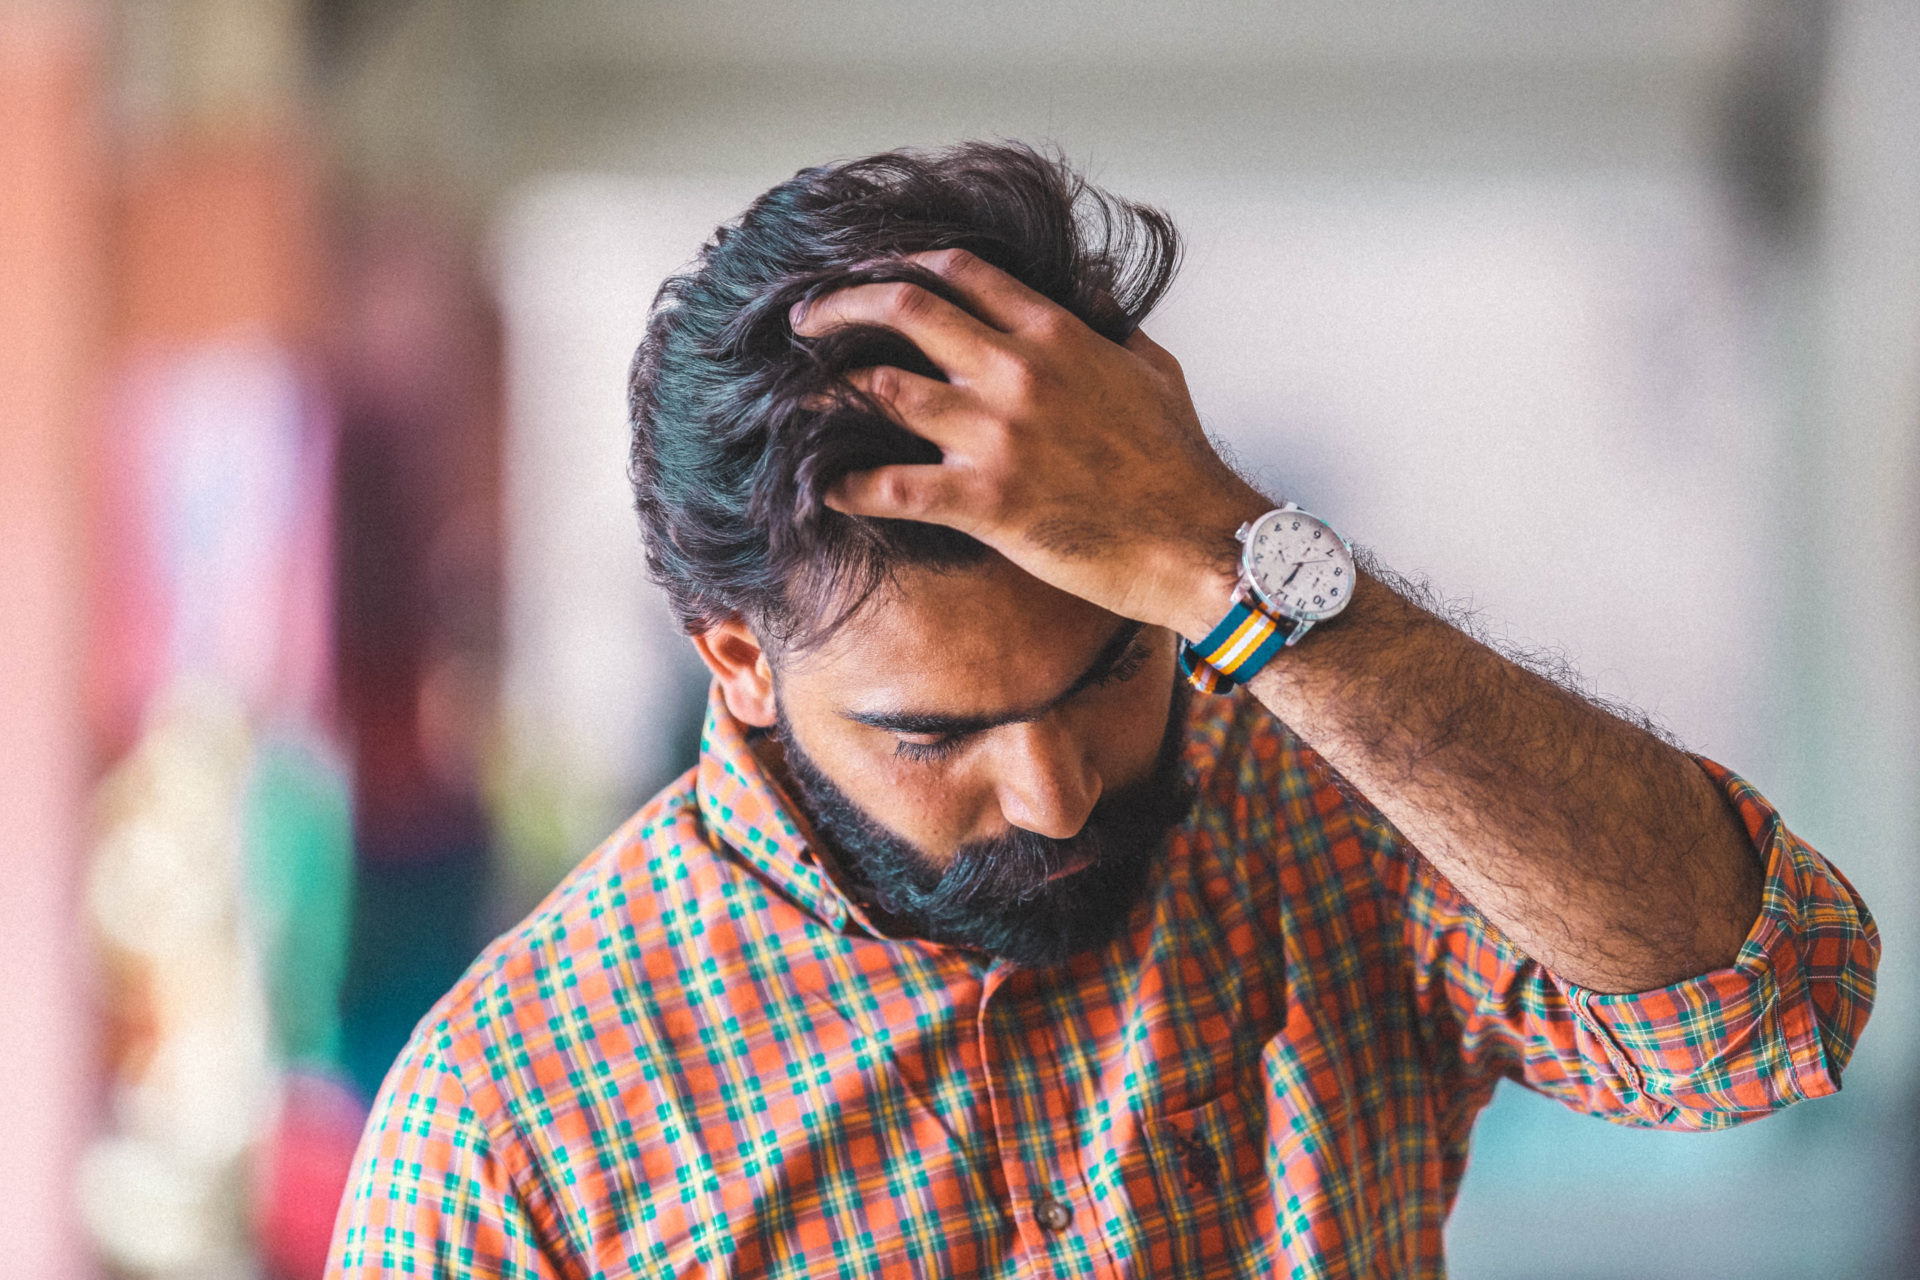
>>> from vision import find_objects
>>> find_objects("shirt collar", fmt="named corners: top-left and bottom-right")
top-left (694, 680), bottom-right (865, 933)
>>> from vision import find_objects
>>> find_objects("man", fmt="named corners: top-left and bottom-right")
top-left (328, 143), bottom-right (1877, 1278)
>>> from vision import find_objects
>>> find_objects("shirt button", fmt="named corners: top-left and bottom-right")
top-left (1034, 1196), bottom-right (1073, 1232)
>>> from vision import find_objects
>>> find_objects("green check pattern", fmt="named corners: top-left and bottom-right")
top-left (327, 682), bottom-right (1878, 1278)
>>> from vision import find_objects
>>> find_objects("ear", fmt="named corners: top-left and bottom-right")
top-left (692, 618), bottom-right (778, 728)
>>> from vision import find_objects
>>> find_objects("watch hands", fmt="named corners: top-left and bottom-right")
top-left (1278, 552), bottom-right (1341, 575)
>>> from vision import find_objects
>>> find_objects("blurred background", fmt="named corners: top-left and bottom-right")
top-left (2, 1), bottom-right (1915, 1276)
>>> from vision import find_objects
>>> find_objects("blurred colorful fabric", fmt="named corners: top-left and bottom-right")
top-left (81, 337), bottom-right (351, 1273)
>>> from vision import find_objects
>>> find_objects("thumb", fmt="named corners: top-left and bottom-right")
top-left (1125, 326), bottom-right (1184, 380)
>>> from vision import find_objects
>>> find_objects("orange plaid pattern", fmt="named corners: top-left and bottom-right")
top-left (327, 683), bottom-right (1877, 1278)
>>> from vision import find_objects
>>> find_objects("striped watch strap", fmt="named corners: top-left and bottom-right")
top-left (1178, 595), bottom-right (1290, 694)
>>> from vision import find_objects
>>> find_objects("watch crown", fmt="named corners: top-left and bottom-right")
top-left (1234, 521), bottom-right (1253, 543)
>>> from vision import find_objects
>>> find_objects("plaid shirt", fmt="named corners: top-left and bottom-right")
top-left (328, 682), bottom-right (1877, 1278)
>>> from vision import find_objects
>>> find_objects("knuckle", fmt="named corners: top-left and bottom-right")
top-left (1031, 309), bottom-right (1075, 343)
top-left (996, 351), bottom-right (1044, 401)
top-left (877, 473), bottom-right (922, 513)
top-left (921, 247), bottom-right (978, 276)
top-left (866, 365), bottom-right (900, 402)
top-left (881, 281), bottom-right (929, 321)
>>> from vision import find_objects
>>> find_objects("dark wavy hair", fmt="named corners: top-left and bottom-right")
top-left (627, 141), bottom-right (1181, 653)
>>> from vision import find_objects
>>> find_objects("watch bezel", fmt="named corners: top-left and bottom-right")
top-left (1239, 506), bottom-right (1355, 624)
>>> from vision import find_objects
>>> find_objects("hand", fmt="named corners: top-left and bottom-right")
top-left (791, 249), bottom-right (1269, 639)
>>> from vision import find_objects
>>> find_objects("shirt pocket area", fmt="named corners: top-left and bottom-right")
top-left (1125, 1085), bottom-right (1275, 1278)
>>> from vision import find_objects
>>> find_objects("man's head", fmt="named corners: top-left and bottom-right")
top-left (628, 143), bottom-right (1194, 965)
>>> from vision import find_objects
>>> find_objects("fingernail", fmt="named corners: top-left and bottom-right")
top-left (788, 298), bottom-right (810, 328)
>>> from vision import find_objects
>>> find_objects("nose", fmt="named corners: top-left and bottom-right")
top-left (993, 718), bottom-right (1102, 840)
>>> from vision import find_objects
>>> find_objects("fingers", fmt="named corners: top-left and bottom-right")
top-left (843, 365), bottom-right (958, 416)
top-left (792, 278), bottom-right (1008, 381)
top-left (836, 366), bottom-right (973, 447)
top-left (825, 463), bottom-right (972, 529)
top-left (901, 249), bottom-right (1061, 335)
top-left (790, 249), bottom-right (1074, 373)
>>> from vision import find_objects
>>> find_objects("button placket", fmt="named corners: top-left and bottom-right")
top-left (975, 964), bottom-right (1031, 1256)
top-left (980, 963), bottom-right (1067, 1260)
top-left (979, 959), bottom-right (1125, 1276)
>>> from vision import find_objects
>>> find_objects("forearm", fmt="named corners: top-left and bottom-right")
top-left (783, 251), bottom-right (1766, 993)
top-left (1233, 568), bottom-right (1763, 993)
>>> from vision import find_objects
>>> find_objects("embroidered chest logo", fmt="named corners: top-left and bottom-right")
top-left (1167, 1129), bottom-right (1222, 1194)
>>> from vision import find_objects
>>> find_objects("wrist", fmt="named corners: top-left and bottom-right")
top-left (1155, 492), bottom-right (1269, 643)
top-left (1170, 559), bottom-right (1247, 646)
top-left (1172, 499), bottom-right (1366, 695)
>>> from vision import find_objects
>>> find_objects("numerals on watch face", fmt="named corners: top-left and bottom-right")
top-left (1245, 507), bottom-right (1354, 621)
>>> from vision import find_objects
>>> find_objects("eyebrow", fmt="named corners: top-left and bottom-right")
top-left (843, 620), bottom-right (1148, 737)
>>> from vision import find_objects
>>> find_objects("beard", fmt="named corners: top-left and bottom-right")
top-left (772, 677), bottom-right (1196, 968)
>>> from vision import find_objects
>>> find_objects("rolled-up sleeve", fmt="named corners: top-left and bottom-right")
top-left (1408, 758), bottom-right (1879, 1131)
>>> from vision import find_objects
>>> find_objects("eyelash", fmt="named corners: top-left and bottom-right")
top-left (1098, 637), bottom-right (1150, 687)
top-left (895, 735), bottom-right (967, 763)
top-left (891, 637), bottom-right (1152, 763)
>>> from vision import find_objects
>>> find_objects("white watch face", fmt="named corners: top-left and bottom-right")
top-left (1244, 507), bottom-right (1354, 621)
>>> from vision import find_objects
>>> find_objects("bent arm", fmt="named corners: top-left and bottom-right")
top-left (1223, 566), bottom-right (1763, 994)
top-left (1379, 759), bottom-right (1879, 1126)
top-left (788, 246), bottom-right (1859, 999)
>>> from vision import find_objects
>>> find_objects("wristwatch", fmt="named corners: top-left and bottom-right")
top-left (1179, 503), bottom-right (1356, 693)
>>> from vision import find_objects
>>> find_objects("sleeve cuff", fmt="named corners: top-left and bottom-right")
top-left (1555, 758), bottom-right (1879, 1129)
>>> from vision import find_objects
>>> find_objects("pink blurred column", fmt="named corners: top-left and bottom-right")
top-left (0, 6), bottom-right (105, 1279)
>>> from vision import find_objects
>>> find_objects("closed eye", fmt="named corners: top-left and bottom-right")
top-left (894, 635), bottom-right (1149, 763)
top-left (1090, 634), bottom-right (1150, 689)
top-left (895, 733), bottom-right (969, 763)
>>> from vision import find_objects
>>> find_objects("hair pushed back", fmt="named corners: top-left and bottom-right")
top-left (628, 140), bottom-right (1181, 651)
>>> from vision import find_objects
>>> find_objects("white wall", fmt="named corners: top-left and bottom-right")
top-left (494, 176), bottom-right (734, 896)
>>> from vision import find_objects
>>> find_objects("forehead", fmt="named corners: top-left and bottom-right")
top-left (784, 555), bottom-right (1122, 711)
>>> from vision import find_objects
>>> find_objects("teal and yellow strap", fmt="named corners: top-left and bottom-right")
top-left (1178, 595), bottom-right (1290, 694)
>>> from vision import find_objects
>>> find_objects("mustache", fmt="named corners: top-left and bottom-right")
top-left (928, 774), bottom-right (1196, 908)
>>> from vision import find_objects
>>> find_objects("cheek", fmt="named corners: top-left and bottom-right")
top-left (1076, 659), bottom-right (1178, 780)
top-left (818, 728), bottom-right (995, 857)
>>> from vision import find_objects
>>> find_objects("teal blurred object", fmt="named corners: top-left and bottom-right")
top-left (1446, 1076), bottom-right (1905, 1278)
top-left (337, 820), bottom-right (488, 1102)
top-left (244, 735), bottom-right (355, 1072)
